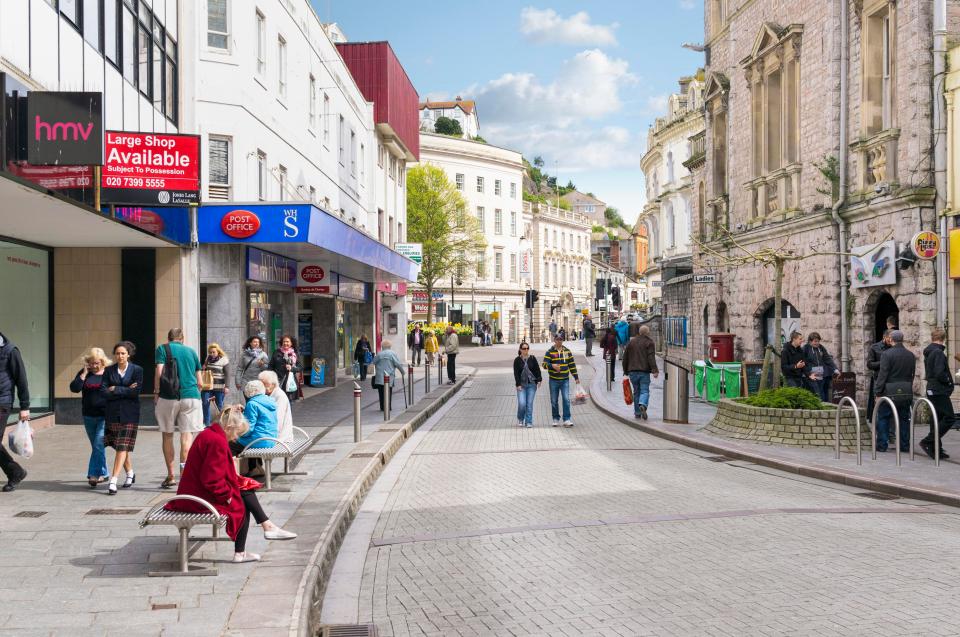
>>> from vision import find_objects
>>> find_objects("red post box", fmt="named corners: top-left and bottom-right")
top-left (709, 333), bottom-right (735, 363)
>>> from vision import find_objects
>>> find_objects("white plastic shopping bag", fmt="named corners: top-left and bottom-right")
top-left (8, 420), bottom-right (34, 458)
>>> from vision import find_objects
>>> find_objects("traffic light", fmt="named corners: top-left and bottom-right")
top-left (524, 289), bottom-right (540, 308)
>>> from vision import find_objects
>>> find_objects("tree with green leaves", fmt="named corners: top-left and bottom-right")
top-left (434, 116), bottom-right (463, 137)
top-left (533, 156), bottom-right (545, 168)
top-left (407, 165), bottom-right (486, 322)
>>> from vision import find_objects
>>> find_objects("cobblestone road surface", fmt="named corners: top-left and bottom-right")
top-left (325, 342), bottom-right (960, 637)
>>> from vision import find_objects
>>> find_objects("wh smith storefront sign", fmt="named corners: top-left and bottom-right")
top-left (247, 247), bottom-right (296, 287)
top-left (101, 131), bottom-right (200, 205)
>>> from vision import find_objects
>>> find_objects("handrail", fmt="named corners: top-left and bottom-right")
top-left (141, 494), bottom-right (224, 528)
top-left (911, 398), bottom-right (941, 467)
top-left (290, 426), bottom-right (311, 440)
top-left (875, 396), bottom-right (904, 466)
top-left (834, 396), bottom-right (874, 464)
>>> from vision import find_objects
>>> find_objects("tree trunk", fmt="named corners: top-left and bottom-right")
top-left (426, 281), bottom-right (434, 324)
top-left (772, 258), bottom-right (784, 387)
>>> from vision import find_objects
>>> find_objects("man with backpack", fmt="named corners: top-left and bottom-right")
top-left (0, 331), bottom-right (29, 492)
top-left (154, 328), bottom-right (203, 488)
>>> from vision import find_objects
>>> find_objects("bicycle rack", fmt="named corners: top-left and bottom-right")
top-left (834, 396), bottom-right (874, 465)
top-left (875, 396), bottom-right (904, 466)
top-left (911, 398), bottom-right (941, 467)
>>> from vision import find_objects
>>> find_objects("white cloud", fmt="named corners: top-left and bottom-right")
top-left (679, 0), bottom-right (695, 9)
top-left (468, 49), bottom-right (635, 127)
top-left (520, 7), bottom-right (619, 46)
top-left (645, 94), bottom-right (669, 114)
top-left (485, 124), bottom-right (645, 173)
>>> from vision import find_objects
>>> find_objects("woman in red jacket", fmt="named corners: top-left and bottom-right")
top-left (165, 404), bottom-right (296, 562)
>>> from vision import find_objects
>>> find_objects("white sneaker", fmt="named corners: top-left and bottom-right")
top-left (517, 420), bottom-right (524, 427)
top-left (552, 420), bottom-right (561, 427)
top-left (563, 420), bottom-right (574, 427)
top-left (233, 552), bottom-right (261, 563)
top-left (264, 528), bottom-right (297, 540)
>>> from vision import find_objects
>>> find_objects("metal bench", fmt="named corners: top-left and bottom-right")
top-left (139, 495), bottom-right (228, 577)
top-left (238, 426), bottom-right (312, 490)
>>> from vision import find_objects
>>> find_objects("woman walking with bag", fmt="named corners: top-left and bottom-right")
top-left (102, 341), bottom-right (143, 495)
top-left (270, 335), bottom-right (302, 405)
top-left (201, 343), bottom-right (229, 427)
top-left (70, 347), bottom-right (111, 487)
top-left (235, 337), bottom-right (269, 397)
top-left (424, 331), bottom-right (439, 366)
top-left (354, 335), bottom-right (373, 381)
top-left (513, 343), bottom-right (542, 428)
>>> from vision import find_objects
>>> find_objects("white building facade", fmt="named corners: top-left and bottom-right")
top-left (419, 98), bottom-right (479, 138)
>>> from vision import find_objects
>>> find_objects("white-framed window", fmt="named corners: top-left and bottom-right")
top-left (553, 230), bottom-right (557, 246)
top-left (544, 228), bottom-right (549, 246)
top-left (476, 206), bottom-right (485, 229)
top-left (278, 165), bottom-right (287, 197)
top-left (255, 10), bottom-right (266, 75)
top-left (377, 144), bottom-right (385, 168)
top-left (553, 263), bottom-right (558, 288)
top-left (510, 253), bottom-right (517, 281)
top-left (495, 179), bottom-right (501, 196)
top-left (338, 115), bottom-right (345, 165)
top-left (495, 252), bottom-right (503, 281)
top-left (494, 209), bottom-right (502, 234)
top-left (398, 164), bottom-right (404, 186)
top-left (350, 130), bottom-right (357, 176)
top-left (309, 185), bottom-right (316, 202)
top-left (309, 74), bottom-right (317, 128)
top-left (360, 143), bottom-right (365, 182)
top-left (476, 250), bottom-right (486, 278)
top-left (455, 173), bottom-right (464, 191)
top-left (208, 135), bottom-right (231, 200)
top-left (544, 261), bottom-right (550, 286)
top-left (207, 0), bottom-right (229, 50)
top-left (257, 150), bottom-right (267, 200)
top-left (277, 36), bottom-right (287, 98)
top-left (323, 94), bottom-right (331, 146)
top-left (476, 176), bottom-right (484, 193)
top-left (510, 211), bottom-right (517, 236)
top-left (510, 182), bottom-right (517, 199)
top-left (586, 204), bottom-right (595, 214)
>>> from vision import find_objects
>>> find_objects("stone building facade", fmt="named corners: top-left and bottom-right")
top-left (692, 0), bottom-right (960, 402)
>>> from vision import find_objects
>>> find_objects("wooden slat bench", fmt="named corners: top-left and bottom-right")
top-left (139, 495), bottom-right (228, 577)
top-left (238, 426), bottom-right (312, 490)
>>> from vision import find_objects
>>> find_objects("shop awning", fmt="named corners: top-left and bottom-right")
top-left (198, 203), bottom-right (420, 283)
top-left (0, 173), bottom-right (177, 247)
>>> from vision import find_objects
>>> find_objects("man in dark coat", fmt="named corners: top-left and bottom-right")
top-left (582, 315), bottom-right (596, 356)
top-left (622, 326), bottom-right (659, 420)
top-left (407, 324), bottom-right (424, 366)
top-left (921, 328), bottom-right (955, 459)
top-left (875, 330), bottom-right (915, 453)
top-left (780, 331), bottom-right (806, 388)
top-left (0, 332), bottom-right (29, 491)
top-left (866, 329), bottom-right (892, 422)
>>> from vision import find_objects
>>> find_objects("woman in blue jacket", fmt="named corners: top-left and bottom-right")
top-left (372, 341), bottom-right (405, 412)
top-left (229, 380), bottom-right (278, 475)
top-left (102, 341), bottom-right (143, 495)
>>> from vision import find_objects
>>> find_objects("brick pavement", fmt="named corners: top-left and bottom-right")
top-left (322, 341), bottom-right (960, 636)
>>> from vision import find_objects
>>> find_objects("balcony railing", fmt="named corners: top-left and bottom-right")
top-left (744, 163), bottom-right (802, 222)
top-left (683, 130), bottom-right (706, 170)
top-left (522, 200), bottom-right (590, 226)
top-left (851, 129), bottom-right (899, 192)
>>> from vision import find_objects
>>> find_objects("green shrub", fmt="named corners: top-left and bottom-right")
top-left (739, 387), bottom-right (827, 410)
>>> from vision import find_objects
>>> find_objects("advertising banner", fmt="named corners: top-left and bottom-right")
top-left (26, 91), bottom-right (103, 165)
top-left (101, 131), bottom-right (200, 205)
top-left (849, 240), bottom-right (896, 288)
top-left (296, 262), bottom-right (335, 295)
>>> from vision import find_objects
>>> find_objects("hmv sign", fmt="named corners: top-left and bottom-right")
top-left (26, 92), bottom-right (103, 166)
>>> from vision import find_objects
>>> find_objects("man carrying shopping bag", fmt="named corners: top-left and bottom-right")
top-left (0, 331), bottom-right (29, 491)
top-left (622, 326), bottom-right (659, 420)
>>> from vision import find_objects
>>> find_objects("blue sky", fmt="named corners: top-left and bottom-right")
top-left (315, 1), bottom-right (705, 224)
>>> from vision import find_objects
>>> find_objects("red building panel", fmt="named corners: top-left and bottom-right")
top-left (336, 42), bottom-right (420, 161)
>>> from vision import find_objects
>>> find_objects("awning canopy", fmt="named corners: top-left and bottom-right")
top-left (198, 203), bottom-right (420, 284)
top-left (0, 173), bottom-right (175, 247)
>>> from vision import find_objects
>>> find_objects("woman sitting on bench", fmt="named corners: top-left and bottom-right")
top-left (165, 404), bottom-right (296, 563)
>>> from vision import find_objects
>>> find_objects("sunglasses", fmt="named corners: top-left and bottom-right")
top-left (520, 346), bottom-right (529, 350)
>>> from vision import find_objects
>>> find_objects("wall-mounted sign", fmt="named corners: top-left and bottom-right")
top-left (101, 131), bottom-right (200, 205)
top-left (199, 204), bottom-right (308, 242)
top-left (6, 163), bottom-right (94, 189)
top-left (412, 303), bottom-right (429, 314)
top-left (520, 250), bottom-right (532, 276)
top-left (412, 291), bottom-right (443, 302)
top-left (395, 242), bottom-right (423, 264)
top-left (221, 209), bottom-right (261, 239)
top-left (115, 206), bottom-right (191, 244)
top-left (338, 274), bottom-right (368, 302)
top-left (26, 91), bottom-right (103, 165)
top-left (296, 262), bottom-right (334, 295)
top-left (694, 273), bottom-right (717, 284)
top-left (950, 229), bottom-right (960, 279)
top-left (850, 240), bottom-right (896, 288)
top-left (651, 280), bottom-right (664, 288)
top-left (910, 231), bottom-right (941, 260)
top-left (246, 247), bottom-right (296, 287)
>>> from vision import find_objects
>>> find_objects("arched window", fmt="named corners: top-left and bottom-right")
top-left (666, 152), bottom-right (675, 184)
top-left (664, 202), bottom-right (675, 248)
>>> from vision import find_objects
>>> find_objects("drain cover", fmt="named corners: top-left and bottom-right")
top-left (703, 456), bottom-right (733, 463)
top-left (350, 452), bottom-right (377, 458)
top-left (86, 508), bottom-right (142, 515)
top-left (14, 511), bottom-right (47, 518)
top-left (320, 625), bottom-right (379, 637)
top-left (854, 491), bottom-right (900, 501)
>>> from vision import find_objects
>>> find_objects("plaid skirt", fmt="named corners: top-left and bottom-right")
top-left (105, 422), bottom-right (138, 452)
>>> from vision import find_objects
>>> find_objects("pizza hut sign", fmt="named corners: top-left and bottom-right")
top-left (296, 262), bottom-right (333, 294)
top-left (221, 210), bottom-right (260, 239)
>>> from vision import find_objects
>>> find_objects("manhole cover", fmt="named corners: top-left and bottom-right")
top-left (86, 508), bottom-right (142, 515)
top-left (320, 625), bottom-right (379, 637)
top-left (854, 491), bottom-right (900, 501)
top-left (350, 452), bottom-right (377, 458)
top-left (306, 448), bottom-right (336, 454)
top-left (703, 456), bottom-right (733, 463)
top-left (14, 511), bottom-right (47, 518)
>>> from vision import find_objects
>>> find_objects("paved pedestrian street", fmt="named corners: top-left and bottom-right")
top-left (323, 343), bottom-right (960, 637)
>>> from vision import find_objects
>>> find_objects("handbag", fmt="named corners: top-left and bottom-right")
top-left (622, 378), bottom-right (633, 405)
top-left (363, 349), bottom-right (373, 365)
top-left (199, 369), bottom-right (215, 391)
top-left (884, 381), bottom-right (913, 404)
top-left (236, 475), bottom-right (262, 491)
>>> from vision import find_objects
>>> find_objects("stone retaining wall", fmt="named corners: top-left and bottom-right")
top-left (704, 399), bottom-right (869, 450)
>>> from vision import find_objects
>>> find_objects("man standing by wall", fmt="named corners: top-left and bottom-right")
top-left (0, 331), bottom-right (28, 492)
top-left (443, 326), bottom-right (459, 385)
top-left (921, 328), bottom-right (955, 459)
top-left (622, 325), bottom-right (659, 420)
top-left (583, 314), bottom-right (596, 357)
top-left (154, 328), bottom-right (203, 488)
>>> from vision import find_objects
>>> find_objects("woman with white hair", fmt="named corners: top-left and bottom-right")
top-left (69, 347), bottom-right (112, 487)
top-left (230, 381), bottom-right (278, 463)
top-left (372, 340), bottom-right (405, 412)
top-left (259, 370), bottom-right (293, 444)
top-left (164, 404), bottom-right (296, 563)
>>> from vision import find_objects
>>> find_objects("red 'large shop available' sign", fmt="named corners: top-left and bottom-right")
top-left (101, 131), bottom-right (200, 206)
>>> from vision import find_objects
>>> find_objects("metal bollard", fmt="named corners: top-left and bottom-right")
top-left (605, 354), bottom-right (612, 392)
top-left (353, 381), bottom-right (362, 443)
top-left (383, 373), bottom-right (391, 421)
top-left (438, 355), bottom-right (444, 385)
top-left (408, 364), bottom-right (415, 404)
top-left (425, 361), bottom-right (431, 393)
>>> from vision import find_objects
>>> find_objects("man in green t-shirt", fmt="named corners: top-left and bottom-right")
top-left (154, 327), bottom-right (202, 488)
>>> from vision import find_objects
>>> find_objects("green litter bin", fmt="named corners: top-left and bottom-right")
top-left (705, 366), bottom-right (722, 403)
top-left (694, 360), bottom-right (706, 398)
top-left (722, 364), bottom-right (742, 398)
